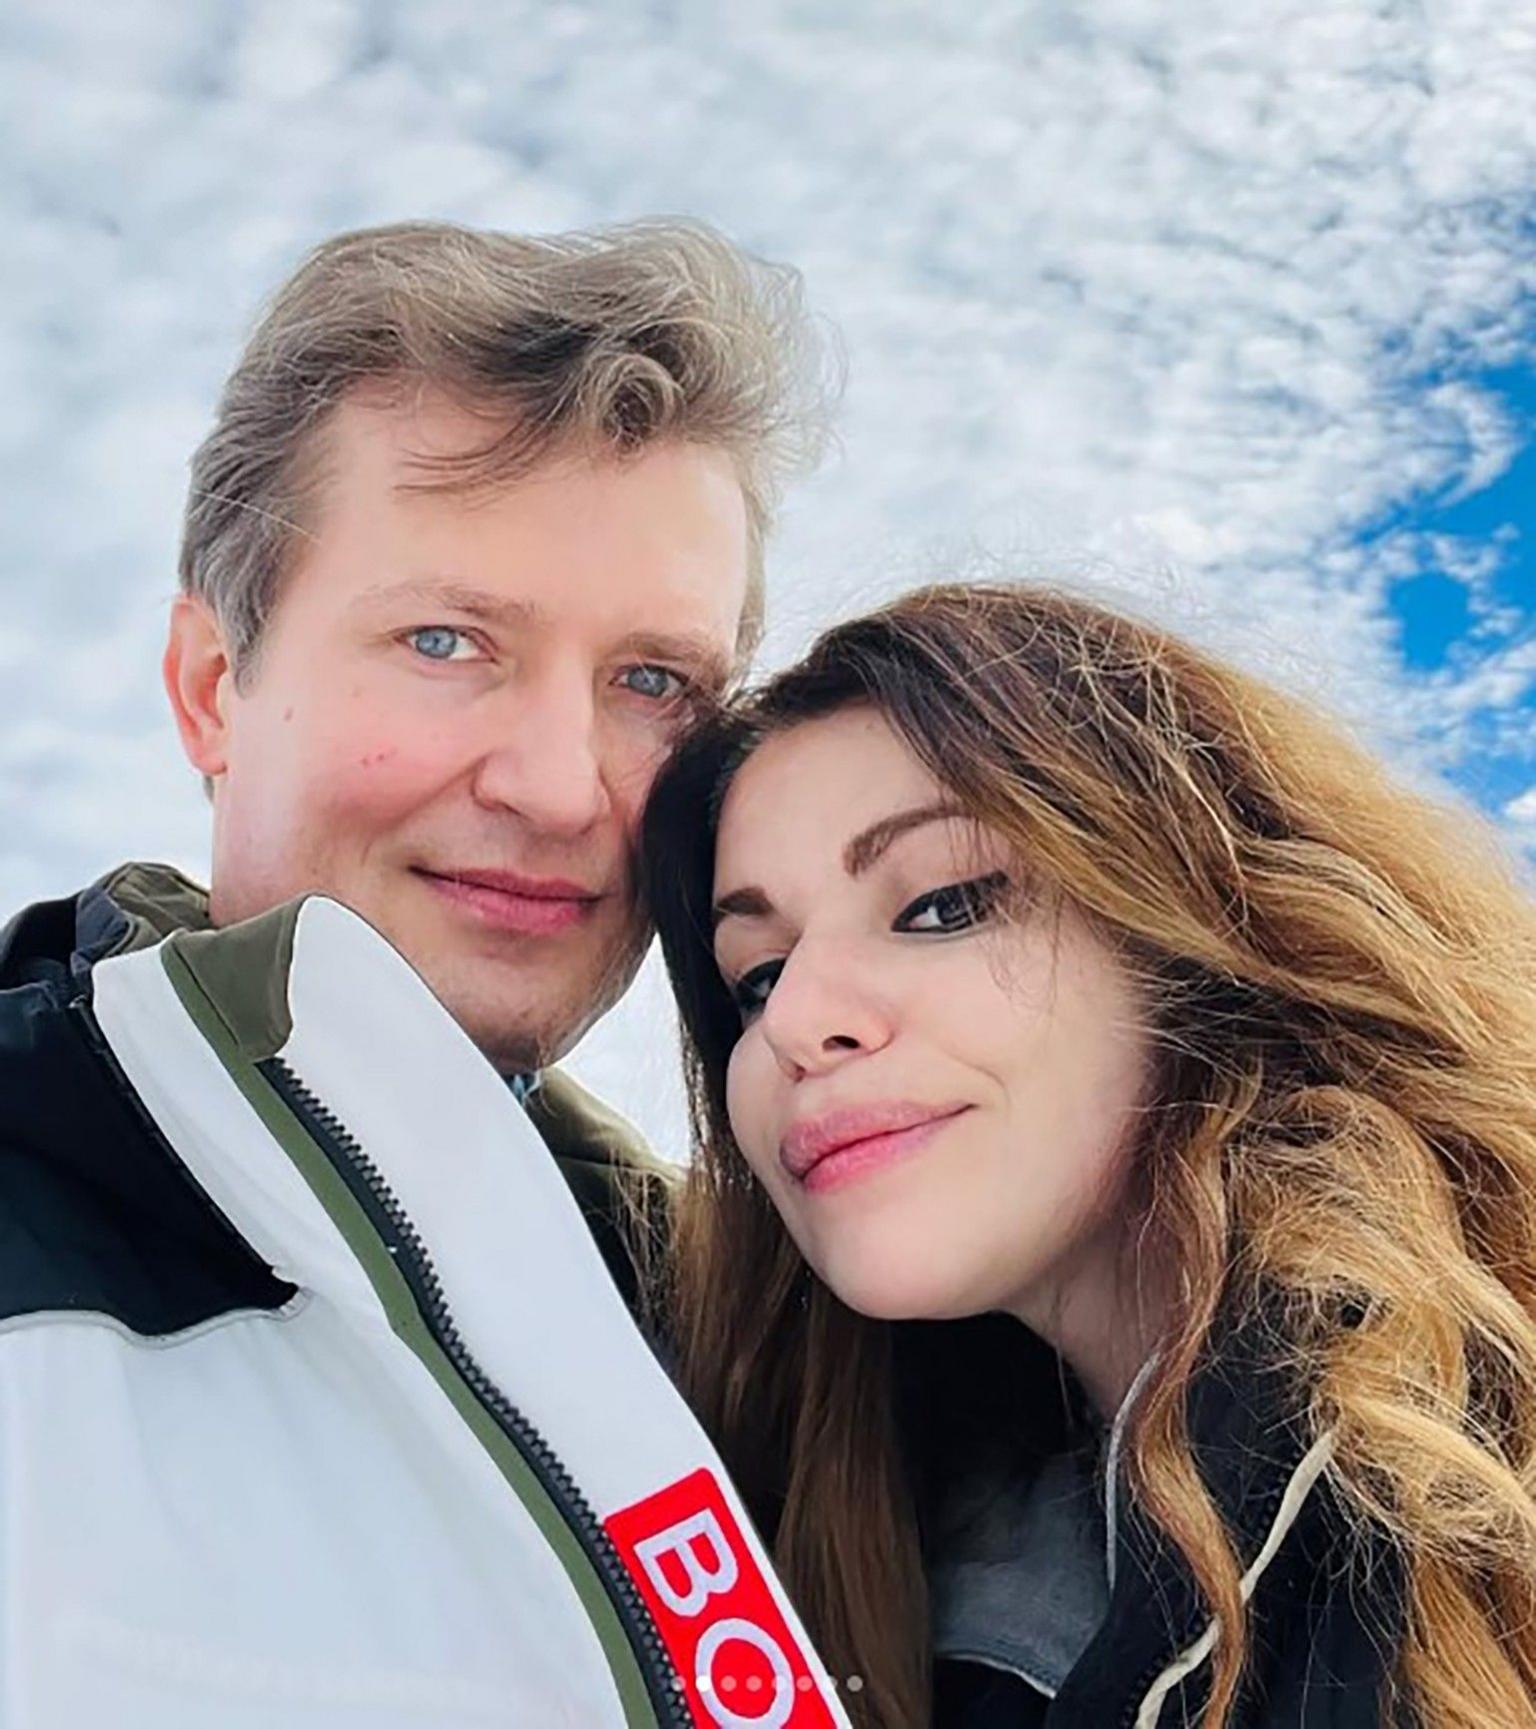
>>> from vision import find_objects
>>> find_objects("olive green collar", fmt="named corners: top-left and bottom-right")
top-left (94, 861), bottom-right (670, 1181)
top-left (99, 861), bottom-right (213, 955)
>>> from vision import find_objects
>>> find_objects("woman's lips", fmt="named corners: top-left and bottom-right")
top-left (782, 1103), bottom-right (972, 1195)
top-left (416, 868), bottom-right (601, 936)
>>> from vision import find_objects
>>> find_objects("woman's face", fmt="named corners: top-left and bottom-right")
top-left (711, 706), bottom-right (1153, 1329)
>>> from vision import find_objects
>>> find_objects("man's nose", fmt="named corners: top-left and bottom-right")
top-left (469, 670), bottom-right (611, 837)
top-left (760, 945), bottom-right (894, 1082)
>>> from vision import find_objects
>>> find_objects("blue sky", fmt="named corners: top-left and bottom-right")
top-left (2, 0), bottom-right (1534, 1146)
top-left (1388, 367), bottom-right (1535, 675)
top-left (1383, 362), bottom-right (1535, 814)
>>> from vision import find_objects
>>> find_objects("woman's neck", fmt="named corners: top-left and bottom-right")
top-left (1003, 1222), bottom-right (1169, 1421)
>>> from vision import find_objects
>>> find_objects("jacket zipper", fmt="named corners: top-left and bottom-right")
top-left (260, 1054), bottom-right (691, 1729)
top-left (1110, 1466), bottom-right (1294, 1729)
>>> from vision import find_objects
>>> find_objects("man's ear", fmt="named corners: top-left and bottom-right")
top-left (163, 594), bottom-right (236, 779)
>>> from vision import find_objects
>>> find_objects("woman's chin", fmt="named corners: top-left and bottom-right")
top-left (810, 1242), bottom-right (992, 1325)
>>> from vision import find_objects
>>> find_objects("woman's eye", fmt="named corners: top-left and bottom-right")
top-left (729, 959), bottom-right (783, 1020)
top-left (895, 872), bottom-right (1010, 934)
top-left (617, 664), bottom-right (687, 702)
top-left (407, 626), bottom-right (482, 663)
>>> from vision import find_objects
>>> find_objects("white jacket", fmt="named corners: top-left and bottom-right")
top-left (0, 893), bottom-right (847, 1729)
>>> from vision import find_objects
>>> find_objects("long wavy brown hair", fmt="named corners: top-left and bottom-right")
top-left (639, 582), bottom-right (1536, 1729)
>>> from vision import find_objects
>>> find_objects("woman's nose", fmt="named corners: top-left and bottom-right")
top-left (759, 949), bottom-right (894, 1081)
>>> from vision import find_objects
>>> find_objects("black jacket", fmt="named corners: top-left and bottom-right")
top-left (922, 1313), bottom-right (1409, 1729)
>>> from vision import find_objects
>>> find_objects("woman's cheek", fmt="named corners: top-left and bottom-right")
top-left (724, 1038), bottom-right (765, 1169)
top-left (726, 1033), bottom-right (794, 1199)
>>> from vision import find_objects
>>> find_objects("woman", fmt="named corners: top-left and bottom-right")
top-left (639, 582), bottom-right (1536, 1729)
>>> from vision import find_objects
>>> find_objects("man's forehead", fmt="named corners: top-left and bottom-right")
top-left (292, 388), bottom-right (749, 660)
top-left (313, 388), bottom-right (742, 536)
top-left (311, 382), bottom-right (513, 485)
top-left (317, 381), bottom-right (727, 500)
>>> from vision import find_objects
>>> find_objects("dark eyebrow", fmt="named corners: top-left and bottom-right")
top-left (711, 885), bottom-right (774, 932)
top-left (711, 802), bottom-right (971, 934)
top-left (843, 802), bottom-right (969, 876)
top-left (348, 578), bottom-right (544, 630)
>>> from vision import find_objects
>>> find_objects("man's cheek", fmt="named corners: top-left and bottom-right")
top-left (318, 727), bottom-right (453, 826)
top-left (610, 736), bottom-right (677, 832)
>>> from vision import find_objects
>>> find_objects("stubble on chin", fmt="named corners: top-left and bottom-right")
top-left (404, 946), bottom-right (546, 1076)
top-left (468, 1017), bottom-right (546, 1080)
top-left (417, 909), bottom-right (653, 1078)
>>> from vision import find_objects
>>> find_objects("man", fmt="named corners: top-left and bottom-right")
top-left (0, 221), bottom-right (845, 1727)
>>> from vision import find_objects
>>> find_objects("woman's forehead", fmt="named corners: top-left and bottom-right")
top-left (714, 712), bottom-right (938, 868)
top-left (711, 713), bottom-right (1013, 918)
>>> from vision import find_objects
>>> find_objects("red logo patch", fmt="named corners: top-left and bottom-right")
top-left (606, 1468), bottom-right (840, 1727)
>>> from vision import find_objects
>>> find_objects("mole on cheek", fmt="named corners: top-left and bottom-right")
top-left (281, 707), bottom-right (294, 722)
top-left (358, 747), bottom-right (399, 770)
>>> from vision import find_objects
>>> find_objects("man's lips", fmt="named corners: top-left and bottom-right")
top-left (414, 867), bottom-right (604, 936)
top-left (781, 1101), bottom-right (972, 1194)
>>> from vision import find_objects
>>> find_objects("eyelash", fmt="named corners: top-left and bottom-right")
top-left (896, 871), bottom-right (1011, 934)
top-left (727, 871), bottom-right (1011, 1019)
top-left (402, 630), bottom-right (694, 703)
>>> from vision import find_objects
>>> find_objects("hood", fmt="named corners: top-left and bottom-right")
top-left (0, 860), bottom-right (291, 1336)
top-left (0, 861), bottom-right (209, 993)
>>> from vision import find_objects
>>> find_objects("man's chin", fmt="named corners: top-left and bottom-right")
top-left (412, 987), bottom-right (550, 1076)
top-left (412, 962), bottom-right (612, 1076)
top-left (382, 894), bottom-right (648, 1075)
top-left (466, 1024), bottom-right (547, 1079)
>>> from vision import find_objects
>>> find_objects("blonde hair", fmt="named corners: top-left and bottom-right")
top-left (180, 218), bottom-right (833, 676)
top-left (642, 582), bottom-right (1536, 1728)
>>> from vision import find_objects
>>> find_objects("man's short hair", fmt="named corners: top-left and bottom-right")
top-left (179, 219), bottom-right (833, 680)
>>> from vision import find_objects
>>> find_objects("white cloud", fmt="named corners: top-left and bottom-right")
top-left (1, 0), bottom-right (1533, 1153)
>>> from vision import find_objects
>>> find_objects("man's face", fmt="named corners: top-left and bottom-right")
top-left (186, 389), bottom-right (748, 1070)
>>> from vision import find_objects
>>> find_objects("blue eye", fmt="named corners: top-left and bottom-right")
top-left (894, 873), bottom-right (1010, 934)
top-left (618, 664), bottom-right (686, 701)
top-left (730, 959), bottom-right (783, 1020)
top-left (408, 626), bottom-right (479, 662)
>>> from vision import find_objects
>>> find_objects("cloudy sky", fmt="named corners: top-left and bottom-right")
top-left (3, 0), bottom-right (1534, 1154)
